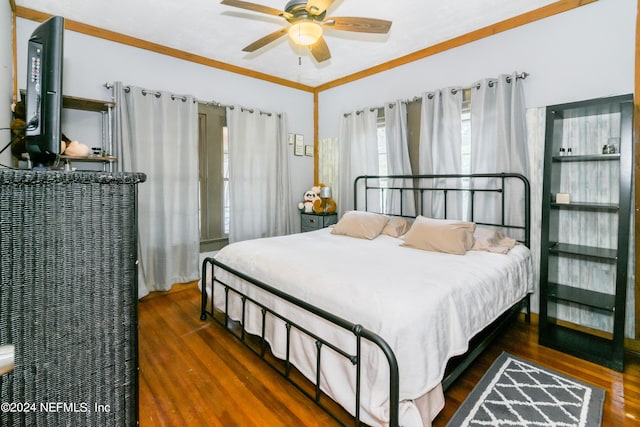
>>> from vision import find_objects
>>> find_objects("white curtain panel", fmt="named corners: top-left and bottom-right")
top-left (384, 101), bottom-right (416, 216)
top-left (318, 137), bottom-right (339, 190)
top-left (112, 82), bottom-right (200, 297)
top-left (471, 73), bottom-right (530, 237)
top-left (226, 107), bottom-right (293, 243)
top-left (337, 109), bottom-right (379, 216)
top-left (419, 89), bottom-right (463, 219)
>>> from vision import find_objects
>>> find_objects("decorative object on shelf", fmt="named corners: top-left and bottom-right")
top-left (313, 185), bottom-right (337, 213)
top-left (298, 186), bottom-right (320, 213)
top-left (539, 94), bottom-right (632, 371)
top-left (603, 137), bottom-right (619, 154)
top-left (555, 193), bottom-right (570, 204)
top-left (64, 140), bottom-right (90, 157)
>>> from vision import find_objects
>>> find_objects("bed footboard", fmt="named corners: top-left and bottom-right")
top-left (200, 257), bottom-right (531, 427)
top-left (200, 258), bottom-right (400, 427)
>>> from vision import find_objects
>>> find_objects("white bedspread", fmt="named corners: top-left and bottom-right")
top-left (208, 228), bottom-right (534, 426)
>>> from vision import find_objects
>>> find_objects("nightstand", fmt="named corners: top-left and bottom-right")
top-left (300, 212), bottom-right (337, 233)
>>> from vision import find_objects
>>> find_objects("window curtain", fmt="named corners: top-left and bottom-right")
top-left (419, 88), bottom-right (463, 218)
top-left (336, 109), bottom-right (379, 216)
top-left (318, 137), bottom-right (339, 189)
top-left (112, 82), bottom-right (200, 298)
top-left (471, 73), bottom-right (529, 236)
top-left (384, 101), bottom-right (416, 216)
top-left (226, 106), bottom-right (294, 243)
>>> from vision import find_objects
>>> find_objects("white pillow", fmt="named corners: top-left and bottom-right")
top-left (330, 211), bottom-right (389, 240)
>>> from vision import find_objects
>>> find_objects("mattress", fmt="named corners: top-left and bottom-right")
top-left (207, 228), bottom-right (534, 426)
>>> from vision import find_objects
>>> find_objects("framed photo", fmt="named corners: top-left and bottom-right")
top-left (294, 134), bottom-right (304, 156)
top-left (287, 133), bottom-right (295, 145)
top-left (304, 145), bottom-right (313, 157)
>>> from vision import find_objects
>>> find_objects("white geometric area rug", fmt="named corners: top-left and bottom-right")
top-left (446, 352), bottom-right (605, 427)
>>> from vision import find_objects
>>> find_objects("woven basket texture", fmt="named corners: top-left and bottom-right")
top-left (0, 170), bottom-right (145, 427)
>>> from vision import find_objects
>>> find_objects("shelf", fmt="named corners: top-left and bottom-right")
top-left (63, 95), bottom-right (114, 112)
top-left (548, 242), bottom-right (617, 261)
top-left (547, 283), bottom-right (616, 311)
top-left (60, 155), bottom-right (117, 163)
top-left (552, 153), bottom-right (619, 162)
top-left (539, 324), bottom-right (622, 371)
top-left (540, 94), bottom-right (631, 372)
top-left (20, 90), bottom-right (114, 112)
top-left (550, 201), bottom-right (619, 212)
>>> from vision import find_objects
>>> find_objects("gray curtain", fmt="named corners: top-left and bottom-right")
top-left (112, 82), bottom-right (200, 298)
top-left (384, 101), bottom-right (415, 216)
top-left (226, 106), bottom-right (294, 242)
top-left (337, 109), bottom-right (379, 216)
top-left (471, 73), bottom-right (529, 235)
top-left (419, 88), bottom-right (463, 219)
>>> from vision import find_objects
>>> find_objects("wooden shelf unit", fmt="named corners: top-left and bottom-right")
top-left (538, 94), bottom-right (633, 372)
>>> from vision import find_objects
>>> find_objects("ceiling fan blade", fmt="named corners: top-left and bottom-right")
top-left (220, 0), bottom-right (285, 17)
top-left (324, 17), bottom-right (392, 34)
top-left (309, 36), bottom-right (331, 62)
top-left (242, 28), bottom-right (288, 52)
top-left (305, 0), bottom-right (335, 16)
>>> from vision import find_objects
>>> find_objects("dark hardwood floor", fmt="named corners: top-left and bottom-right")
top-left (138, 285), bottom-right (640, 426)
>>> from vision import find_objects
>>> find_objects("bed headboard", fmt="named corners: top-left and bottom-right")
top-left (354, 173), bottom-right (531, 248)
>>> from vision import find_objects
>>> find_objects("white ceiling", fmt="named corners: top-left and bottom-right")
top-left (16, 0), bottom-right (558, 88)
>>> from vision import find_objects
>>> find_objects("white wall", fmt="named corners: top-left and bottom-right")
top-left (15, 17), bottom-right (315, 229)
top-left (0, 3), bottom-right (13, 168)
top-left (318, 0), bottom-right (636, 138)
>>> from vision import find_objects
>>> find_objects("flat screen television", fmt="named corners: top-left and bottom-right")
top-left (24, 16), bottom-right (64, 169)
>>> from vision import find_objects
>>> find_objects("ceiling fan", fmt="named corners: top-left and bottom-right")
top-left (220, 0), bottom-right (392, 62)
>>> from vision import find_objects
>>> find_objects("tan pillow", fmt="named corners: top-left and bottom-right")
top-left (382, 216), bottom-right (411, 237)
top-left (401, 216), bottom-right (476, 255)
top-left (330, 211), bottom-right (389, 240)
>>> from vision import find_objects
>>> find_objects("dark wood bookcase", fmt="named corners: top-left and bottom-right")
top-left (538, 94), bottom-right (633, 371)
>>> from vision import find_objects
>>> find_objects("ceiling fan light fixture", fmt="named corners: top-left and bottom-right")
top-left (288, 20), bottom-right (322, 46)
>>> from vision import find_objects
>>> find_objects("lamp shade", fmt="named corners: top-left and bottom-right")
top-left (320, 186), bottom-right (332, 198)
top-left (288, 21), bottom-right (322, 46)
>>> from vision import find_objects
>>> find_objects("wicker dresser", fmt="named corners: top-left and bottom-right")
top-left (0, 170), bottom-right (145, 427)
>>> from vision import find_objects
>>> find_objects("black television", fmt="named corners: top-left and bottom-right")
top-left (24, 16), bottom-right (64, 169)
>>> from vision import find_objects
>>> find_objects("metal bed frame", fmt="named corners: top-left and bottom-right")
top-left (200, 173), bottom-right (531, 427)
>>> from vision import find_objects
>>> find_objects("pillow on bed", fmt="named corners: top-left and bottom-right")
top-left (330, 211), bottom-right (389, 240)
top-left (471, 227), bottom-right (517, 254)
top-left (382, 216), bottom-right (411, 237)
top-left (401, 216), bottom-right (476, 255)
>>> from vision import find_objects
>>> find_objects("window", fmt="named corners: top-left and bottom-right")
top-left (376, 110), bottom-right (388, 211)
top-left (374, 89), bottom-right (473, 215)
top-left (198, 103), bottom-right (229, 252)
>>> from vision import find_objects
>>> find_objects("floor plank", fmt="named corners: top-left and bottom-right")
top-left (138, 285), bottom-right (640, 426)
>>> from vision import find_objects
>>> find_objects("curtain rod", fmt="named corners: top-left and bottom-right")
top-left (104, 82), bottom-right (193, 102)
top-left (343, 71), bottom-right (529, 117)
top-left (200, 99), bottom-right (279, 117)
top-left (105, 83), bottom-right (279, 117)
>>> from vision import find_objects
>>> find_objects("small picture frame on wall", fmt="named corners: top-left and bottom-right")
top-left (287, 133), bottom-right (295, 145)
top-left (294, 134), bottom-right (304, 156)
top-left (304, 145), bottom-right (313, 157)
